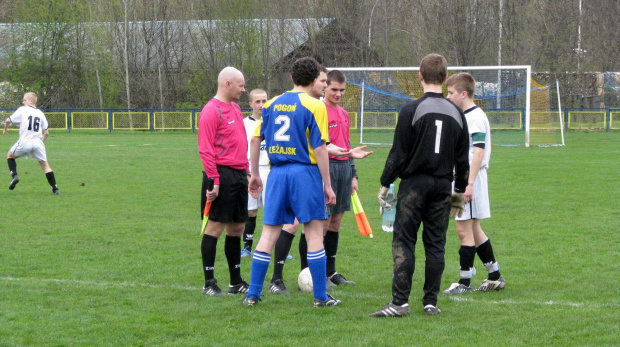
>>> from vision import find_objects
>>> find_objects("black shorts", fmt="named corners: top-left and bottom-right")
top-left (201, 167), bottom-right (248, 223)
top-left (328, 159), bottom-right (352, 215)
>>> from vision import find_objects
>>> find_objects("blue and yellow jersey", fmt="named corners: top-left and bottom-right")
top-left (260, 91), bottom-right (329, 166)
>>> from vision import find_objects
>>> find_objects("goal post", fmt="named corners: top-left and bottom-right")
top-left (329, 65), bottom-right (564, 147)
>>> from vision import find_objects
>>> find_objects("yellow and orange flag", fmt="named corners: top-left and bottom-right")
top-left (351, 190), bottom-right (374, 238)
top-left (200, 178), bottom-right (215, 235)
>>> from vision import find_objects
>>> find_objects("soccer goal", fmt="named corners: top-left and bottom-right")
top-left (330, 66), bottom-right (564, 147)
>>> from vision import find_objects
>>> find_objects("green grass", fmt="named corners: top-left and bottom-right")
top-left (1, 131), bottom-right (618, 346)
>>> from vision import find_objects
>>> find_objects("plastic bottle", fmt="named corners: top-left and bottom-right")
top-left (382, 183), bottom-right (397, 232)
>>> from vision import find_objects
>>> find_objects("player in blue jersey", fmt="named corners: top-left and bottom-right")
top-left (243, 57), bottom-right (341, 307)
top-left (267, 68), bottom-right (372, 294)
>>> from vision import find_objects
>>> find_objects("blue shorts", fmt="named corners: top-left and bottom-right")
top-left (263, 164), bottom-right (328, 225)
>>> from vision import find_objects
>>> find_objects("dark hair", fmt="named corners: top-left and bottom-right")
top-left (291, 57), bottom-right (320, 87)
top-left (446, 72), bottom-right (475, 98)
top-left (327, 70), bottom-right (346, 85)
top-left (420, 53), bottom-right (448, 85)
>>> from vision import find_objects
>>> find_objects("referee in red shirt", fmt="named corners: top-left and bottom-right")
top-left (198, 66), bottom-right (250, 297)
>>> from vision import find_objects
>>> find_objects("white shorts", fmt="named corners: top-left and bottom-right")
top-left (10, 139), bottom-right (48, 162)
top-left (456, 167), bottom-right (490, 220)
top-left (248, 165), bottom-right (270, 210)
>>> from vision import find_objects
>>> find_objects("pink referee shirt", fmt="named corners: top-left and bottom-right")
top-left (198, 98), bottom-right (248, 185)
top-left (327, 104), bottom-right (351, 161)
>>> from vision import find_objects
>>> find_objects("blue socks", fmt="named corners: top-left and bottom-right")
top-left (307, 249), bottom-right (328, 301)
top-left (247, 250), bottom-right (271, 299)
top-left (247, 249), bottom-right (328, 302)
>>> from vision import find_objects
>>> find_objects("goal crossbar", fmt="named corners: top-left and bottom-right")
top-left (329, 65), bottom-right (564, 147)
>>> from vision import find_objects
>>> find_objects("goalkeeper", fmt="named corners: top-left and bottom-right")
top-left (442, 72), bottom-right (505, 295)
top-left (371, 54), bottom-right (469, 318)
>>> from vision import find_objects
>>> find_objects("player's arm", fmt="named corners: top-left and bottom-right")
top-left (465, 145), bottom-right (484, 202)
top-left (3, 117), bottom-right (11, 136)
top-left (248, 135), bottom-right (263, 199)
top-left (453, 114), bottom-right (470, 194)
top-left (349, 151), bottom-right (359, 193)
top-left (380, 108), bottom-right (412, 187)
top-left (197, 110), bottom-right (221, 200)
top-left (315, 143), bottom-right (336, 206)
top-left (42, 129), bottom-right (49, 142)
top-left (326, 143), bottom-right (373, 158)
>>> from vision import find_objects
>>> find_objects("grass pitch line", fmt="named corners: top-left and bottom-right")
top-left (2, 276), bottom-right (617, 309)
top-left (446, 295), bottom-right (617, 308)
top-left (1, 276), bottom-right (197, 292)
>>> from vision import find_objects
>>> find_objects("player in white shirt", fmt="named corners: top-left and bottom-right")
top-left (442, 73), bottom-right (504, 294)
top-left (3, 92), bottom-right (60, 194)
top-left (241, 89), bottom-right (270, 257)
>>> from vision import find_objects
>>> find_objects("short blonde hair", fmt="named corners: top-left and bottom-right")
top-left (24, 92), bottom-right (38, 105)
top-left (248, 89), bottom-right (267, 102)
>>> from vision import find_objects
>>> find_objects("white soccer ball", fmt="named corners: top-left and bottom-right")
top-left (298, 267), bottom-right (313, 293)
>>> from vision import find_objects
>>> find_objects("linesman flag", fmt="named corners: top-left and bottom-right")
top-left (351, 190), bottom-right (374, 238)
top-left (200, 176), bottom-right (215, 235)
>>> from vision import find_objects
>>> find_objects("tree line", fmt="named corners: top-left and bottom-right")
top-left (0, 0), bottom-right (618, 109)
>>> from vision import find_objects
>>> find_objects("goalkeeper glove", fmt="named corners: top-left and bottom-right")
top-left (449, 193), bottom-right (465, 218)
top-left (377, 186), bottom-right (391, 210)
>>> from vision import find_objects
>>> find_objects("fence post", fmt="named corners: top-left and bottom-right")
top-left (606, 109), bottom-right (610, 131)
top-left (67, 109), bottom-right (72, 132)
top-left (192, 110), bottom-right (196, 133)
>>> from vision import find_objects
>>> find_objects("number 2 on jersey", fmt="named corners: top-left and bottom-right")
top-left (434, 120), bottom-right (443, 153)
top-left (274, 115), bottom-right (290, 141)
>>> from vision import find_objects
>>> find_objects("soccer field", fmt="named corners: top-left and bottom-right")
top-left (1, 131), bottom-right (618, 346)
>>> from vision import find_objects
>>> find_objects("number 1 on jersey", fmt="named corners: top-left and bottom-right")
top-left (434, 120), bottom-right (443, 153)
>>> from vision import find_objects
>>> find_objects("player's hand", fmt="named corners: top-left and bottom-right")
top-left (464, 184), bottom-right (474, 203)
top-left (350, 146), bottom-right (373, 159)
top-left (248, 175), bottom-right (262, 199)
top-left (207, 185), bottom-right (220, 202)
top-left (449, 193), bottom-right (465, 218)
top-left (377, 186), bottom-right (391, 210)
top-left (326, 143), bottom-right (350, 157)
top-left (351, 177), bottom-right (358, 193)
top-left (325, 186), bottom-right (336, 206)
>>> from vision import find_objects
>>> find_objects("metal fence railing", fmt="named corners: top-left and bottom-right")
top-left (1, 108), bottom-right (619, 132)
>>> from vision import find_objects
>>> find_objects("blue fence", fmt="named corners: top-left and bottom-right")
top-left (1, 108), bottom-right (619, 132)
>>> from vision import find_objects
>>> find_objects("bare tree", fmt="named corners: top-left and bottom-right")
top-left (122, 0), bottom-right (132, 109)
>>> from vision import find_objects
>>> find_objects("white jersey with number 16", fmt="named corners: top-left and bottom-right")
top-left (10, 106), bottom-right (49, 141)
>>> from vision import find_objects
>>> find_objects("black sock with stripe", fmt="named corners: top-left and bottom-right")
top-left (201, 234), bottom-right (218, 284)
top-left (7, 158), bottom-right (17, 177)
top-left (271, 229), bottom-right (295, 282)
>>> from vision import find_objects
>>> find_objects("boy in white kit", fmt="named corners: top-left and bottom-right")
top-left (3, 92), bottom-right (60, 195)
top-left (241, 89), bottom-right (270, 257)
top-left (443, 73), bottom-right (505, 294)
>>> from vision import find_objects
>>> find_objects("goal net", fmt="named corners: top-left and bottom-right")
top-left (330, 66), bottom-right (564, 147)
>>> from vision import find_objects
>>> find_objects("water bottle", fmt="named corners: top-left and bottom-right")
top-left (382, 183), bottom-right (397, 232)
